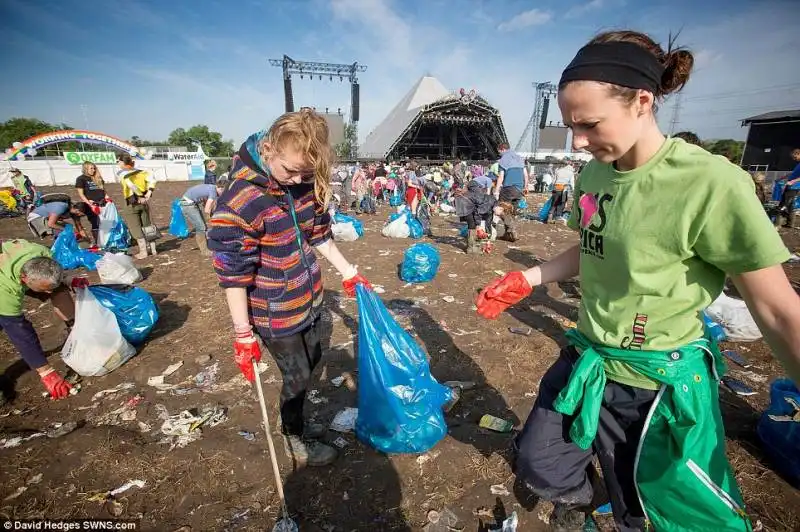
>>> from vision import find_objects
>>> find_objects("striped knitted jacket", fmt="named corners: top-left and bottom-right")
top-left (207, 138), bottom-right (331, 339)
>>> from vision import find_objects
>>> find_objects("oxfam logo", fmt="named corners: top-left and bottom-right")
top-left (63, 152), bottom-right (117, 165)
top-left (65, 152), bottom-right (84, 164)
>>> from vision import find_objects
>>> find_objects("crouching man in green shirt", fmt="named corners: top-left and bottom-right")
top-left (0, 240), bottom-right (75, 402)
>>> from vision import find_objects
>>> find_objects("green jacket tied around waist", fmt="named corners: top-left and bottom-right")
top-left (554, 328), bottom-right (751, 531)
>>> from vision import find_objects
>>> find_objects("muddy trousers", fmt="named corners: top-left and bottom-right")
top-left (780, 188), bottom-right (799, 227)
top-left (259, 317), bottom-right (323, 437)
top-left (122, 203), bottom-right (152, 240)
top-left (515, 347), bottom-right (656, 531)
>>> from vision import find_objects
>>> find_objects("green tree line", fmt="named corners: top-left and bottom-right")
top-left (0, 117), bottom-right (235, 157)
top-left (673, 131), bottom-right (745, 163)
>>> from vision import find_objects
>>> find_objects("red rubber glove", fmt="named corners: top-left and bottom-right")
top-left (90, 203), bottom-right (101, 215)
top-left (476, 271), bottom-right (533, 320)
top-left (342, 273), bottom-right (373, 297)
top-left (40, 369), bottom-right (72, 400)
top-left (234, 334), bottom-right (262, 383)
top-left (70, 277), bottom-right (89, 289)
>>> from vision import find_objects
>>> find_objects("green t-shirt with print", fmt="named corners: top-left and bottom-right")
top-left (568, 137), bottom-right (789, 390)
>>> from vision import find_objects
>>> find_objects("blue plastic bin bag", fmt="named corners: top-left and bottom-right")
top-left (88, 284), bottom-right (159, 345)
top-left (389, 206), bottom-right (413, 224)
top-left (105, 218), bottom-right (130, 251)
top-left (518, 198), bottom-right (528, 210)
top-left (51, 225), bottom-right (101, 271)
top-left (407, 216), bottom-right (424, 239)
top-left (701, 311), bottom-right (726, 343)
top-left (537, 197), bottom-right (552, 223)
top-left (333, 212), bottom-right (364, 237)
top-left (388, 208), bottom-right (406, 223)
top-left (757, 378), bottom-right (800, 487)
top-left (355, 284), bottom-right (451, 453)
top-left (400, 243), bottom-right (440, 283)
top-left (389, 193), bottom-right (404, 207)
top-left (168, 198), bottom-right (190, 239)
top-left (459, 225), bottom-right (468, 238)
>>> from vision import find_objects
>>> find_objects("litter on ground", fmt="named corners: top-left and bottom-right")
top-left (330, 407), bottom-right (358, 433)
top-left (308, 389), bottom-right (328, 405)
top-left (238, 430), bottom-right (255, 441)
top-left (158, 405), bottom-right (227, 449)
top-left (490, 484), bottom-right (510, 496)
top-left (194, 362), bottom-right (220, 389)
top-left (92, 382), bottom-right (135, 401)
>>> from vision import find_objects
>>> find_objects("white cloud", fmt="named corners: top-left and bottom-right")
top-left (565, 0), bottom-right (605, 19)
top-left (497, 9), bottom-right (553, 32)
top-left (692, 49), bottom-right (724, 70)
top-left (5, 0), bottom-right (795, 149)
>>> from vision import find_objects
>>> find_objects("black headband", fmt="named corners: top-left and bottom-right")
top-left (559, 42), bottom-right (665, 93)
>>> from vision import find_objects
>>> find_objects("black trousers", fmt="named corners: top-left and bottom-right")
top-left (515, 347), bottom-right (656, 531)
top-left (259, 318), bottom-right (323, 437)
top-left (551, 189), bottom-right (569, 220)
top-left (79, 202), bottom-right (101, 232)
top-left (461, 210), bottom-right (492, 230)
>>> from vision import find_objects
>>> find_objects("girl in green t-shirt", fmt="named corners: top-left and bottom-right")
top-left (477, 30), bottom-right (800, 531)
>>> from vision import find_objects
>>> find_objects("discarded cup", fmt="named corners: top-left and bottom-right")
top-left (479, 414), bottom-right (514, 433)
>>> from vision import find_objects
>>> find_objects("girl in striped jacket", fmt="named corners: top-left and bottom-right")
top-left (208, 110), bottom-right (371, 467)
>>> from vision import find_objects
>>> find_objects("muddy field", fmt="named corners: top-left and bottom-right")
top-left (1, 181), bottom-right (798, 531)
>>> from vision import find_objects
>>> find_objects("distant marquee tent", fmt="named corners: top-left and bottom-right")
top-left (741, 109), bottom-right (800, 172)
top-left (360, 76), bottom-right (508, 161)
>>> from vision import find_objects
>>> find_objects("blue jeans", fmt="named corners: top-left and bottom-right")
top-left (180, 202), bottom-right (206, 232)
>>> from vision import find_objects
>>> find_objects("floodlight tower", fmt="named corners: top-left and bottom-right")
top-left (269, 55), bottom-right (367, 157)
top-left (515, 82), bottom-right (559, 156)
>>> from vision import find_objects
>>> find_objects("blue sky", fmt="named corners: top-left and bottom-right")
top-left (1, 0), bottom-right (798, 149)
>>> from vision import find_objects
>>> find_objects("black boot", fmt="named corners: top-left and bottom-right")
top-left (551, 504), bottom-right (586, 532)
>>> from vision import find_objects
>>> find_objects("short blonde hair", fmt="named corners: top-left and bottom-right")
top-left (264, 109), bottom-right (333, 209)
